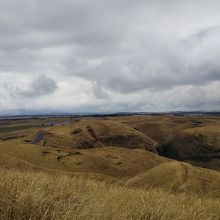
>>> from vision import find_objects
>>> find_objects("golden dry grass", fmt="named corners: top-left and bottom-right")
top-left (160, 125), bottom-right (220, 171)
top-left (1, 116), bottom-right (220, 219)
top-left (110, 115), bottom-right (220, 144)
top-left (127, 161), bottom-right (220, 196)
top-left (0, 140), bottom-right (168, 178)
top-left (39, 119), bottom-right (158, 152)
top-left (1, 167), bottom-right (220, 220)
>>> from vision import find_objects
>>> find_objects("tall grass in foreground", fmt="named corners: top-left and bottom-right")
top-left (0, 168), bottom-right (220, 220)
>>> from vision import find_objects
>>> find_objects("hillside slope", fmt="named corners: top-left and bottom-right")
top-left (127, 161), bottom-right (220, 196)
top-left (32, 119), bottom-right (158, 152)
top-left (1, 167), bottom-right (220, 220)
top-left (159, 126), bottom-right (220, 170)
top-left (0, 139), bottom-right (167, 178)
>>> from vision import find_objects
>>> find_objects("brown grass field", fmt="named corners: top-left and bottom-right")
top-left (1, 167), bottom-right (220, 220)
top-left (0, 114), bottom-right (220, 219)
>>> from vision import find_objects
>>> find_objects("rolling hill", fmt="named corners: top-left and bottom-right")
top-left (1, 115), bottom-right (220, 219)
top-left (0, 139), bottom-right (167, 179)
top-left (159, 125), bottom-right (220, 170)
top-left (32, 119), bottom-right (158, 153)
top-left (127, 161), bottom-right (220, 196)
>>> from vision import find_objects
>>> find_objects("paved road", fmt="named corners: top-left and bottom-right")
top-left (33, 131), bottom-right (45, 144)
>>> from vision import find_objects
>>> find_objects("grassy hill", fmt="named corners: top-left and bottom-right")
top-left (111, 115), bottom-right (220, 171)
top-left (1, 115), bottom-right (220, 219)
top-left (0, 139), bottom-right (168, 178)
top-left (33, 119), bottom-right (158, 152)
top-left (127, 161), bottom-right (220, 196)
top-left (159, 125), bottom-right (220, 170)
top-left (0, 167), bottom-right (220, 220)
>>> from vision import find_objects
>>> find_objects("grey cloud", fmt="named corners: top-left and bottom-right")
top-left (189, 26), bottom-right (220, 41)
top-left (0, 0), bottom-right (131, 51)
top-left (0, 0), bottom-right (220, 113)
top-left (167, 83), bottom-right (220, 110)
top-left (14, 74), bottom-right (58, 97)
top-left (92, 81), bottom-right (110, 99)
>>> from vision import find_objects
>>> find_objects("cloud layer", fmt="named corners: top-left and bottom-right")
top-left (0, 0), bottom-right (220, 114)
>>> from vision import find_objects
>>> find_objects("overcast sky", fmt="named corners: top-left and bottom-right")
top-left (0, 0), bottom-right (220, 115)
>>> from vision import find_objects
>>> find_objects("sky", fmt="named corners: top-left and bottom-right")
top-left (0, 0), bottom-right (220, 115)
